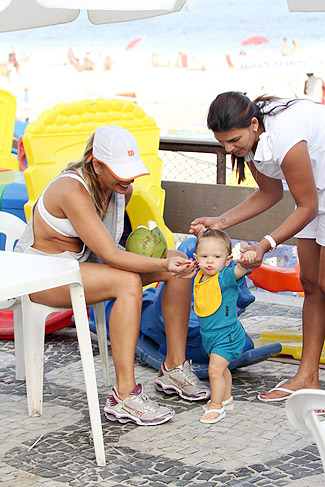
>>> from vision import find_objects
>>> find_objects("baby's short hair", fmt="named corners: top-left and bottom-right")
top-left (195, 228), bottom-right (232, 255)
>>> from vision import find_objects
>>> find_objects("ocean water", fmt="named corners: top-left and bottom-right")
top-left (0, 0), bottom-right (325, 63)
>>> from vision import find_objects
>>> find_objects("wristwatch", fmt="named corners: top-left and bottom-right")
top-left (263, 235), bottom-right (277, 252)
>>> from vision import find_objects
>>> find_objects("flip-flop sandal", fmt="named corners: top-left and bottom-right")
top-left (257, 379), bottom-right (294, 402)
top-left (222, 396), bottom-right (234, 411)
top-left (203, 396), bottom-right (234, 412)
top-left (200, 406), bottom-right (226, 424)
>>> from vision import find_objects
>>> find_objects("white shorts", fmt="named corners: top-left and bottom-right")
top-left (295, 210), bottom-right (325, 246)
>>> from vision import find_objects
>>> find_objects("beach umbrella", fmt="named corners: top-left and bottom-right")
top-left (241, 35), bottom-right (269, 46)
top-left (125, 36), bottom-right (145, 51)
top-left (0, 0), bottom-right (196, 32)
top-left (287, 0), bottom-right (325, 11)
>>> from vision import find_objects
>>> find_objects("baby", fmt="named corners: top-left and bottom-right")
top-left (193, 228), bottom-right (256, 424)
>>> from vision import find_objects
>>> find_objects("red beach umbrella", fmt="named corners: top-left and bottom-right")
top-left (125, 36), bottom-right (145, 51)
top-left (241, 35), bottom-right (269, 46)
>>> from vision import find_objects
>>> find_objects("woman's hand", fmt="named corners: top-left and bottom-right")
top-left (166, 257), bottom-right (197, 278)
top-left (189, 217), bottom-right (219, 236)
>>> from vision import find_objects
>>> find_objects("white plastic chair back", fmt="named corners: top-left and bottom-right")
top-left (286, 389), bottom-right (325, 473)
top-left (0, 211), bottom-right (26, 251)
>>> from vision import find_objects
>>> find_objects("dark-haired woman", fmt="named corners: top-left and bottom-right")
top-left (190, 91), bottom-right (325, 401)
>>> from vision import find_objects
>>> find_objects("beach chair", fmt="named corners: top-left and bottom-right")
top-left (0, 210), bottom-right (110, 409)
top-left (285, 389), bottom-right (325, 473)
top-left (0, 211), bottom-right (26, 379)
top-left (0, 89), bottom-right (19, 170)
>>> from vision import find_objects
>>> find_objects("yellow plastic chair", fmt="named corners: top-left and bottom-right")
top-left (226, 168), bottom-right (258, 188)
top-left (22, 98), bottom-right (174, 248)
top-left (0, 89), bottom-right (19, 170)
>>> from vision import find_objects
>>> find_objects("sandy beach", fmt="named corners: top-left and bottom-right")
top-left (0, 47), bottom-right (324, 136)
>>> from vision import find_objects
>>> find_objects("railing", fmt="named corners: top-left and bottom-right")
top-left (159, 136), bottom-right (227, 184)
top-left (159, 136), bottom-right (296, 245)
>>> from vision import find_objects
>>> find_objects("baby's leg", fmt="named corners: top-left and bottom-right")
top-left (223, 366), bottom-right (234, 409)
top-left (201, 353), bottom-right (229, 422)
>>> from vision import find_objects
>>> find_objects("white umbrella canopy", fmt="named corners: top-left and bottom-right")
top-left (287, 0), bottom-right (325, 11)
top-left (0, 0), bottom-right (196, 32)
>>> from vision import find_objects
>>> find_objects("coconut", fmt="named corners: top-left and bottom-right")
top-left (125, 220), bottom-right (168, 259)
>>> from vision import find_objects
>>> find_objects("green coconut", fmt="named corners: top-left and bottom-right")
top-left (126, 220), bottom-right (168, 259)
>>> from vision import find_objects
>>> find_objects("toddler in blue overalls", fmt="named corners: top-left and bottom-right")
top-left (193, 229), bottom-right (256, 424)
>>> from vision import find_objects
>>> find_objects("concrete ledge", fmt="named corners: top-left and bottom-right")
top-left (252, 290), bottom-right (304, 308)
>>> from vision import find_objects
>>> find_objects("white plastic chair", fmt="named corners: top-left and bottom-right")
top-left (285, 389), bottom-right (325, 473)
top-left (0, 211), bottom-right (110, 414)
top-left (0, 211), bottom-right (27, 379)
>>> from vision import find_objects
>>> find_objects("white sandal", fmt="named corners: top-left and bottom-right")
top-left (200, 406), bottom-right (226, 424)
top-left (203, 396), bottom-right (234, 412)
top-left (257, 379), bottom-right (294, 402)
top-left (222, 396), bottom-right (234, 411)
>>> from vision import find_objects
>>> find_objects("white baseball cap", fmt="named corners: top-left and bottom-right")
top-left (92, 125), bottom-right (150, 181)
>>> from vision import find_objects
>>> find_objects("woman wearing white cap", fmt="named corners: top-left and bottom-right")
top-left (15, 125), bottom-right (210, 426)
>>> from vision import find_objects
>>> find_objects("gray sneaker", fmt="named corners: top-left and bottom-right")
top-left (104, 383), bottom-right (175, 426)
top-left (154, 360), bottom-right (210, 401)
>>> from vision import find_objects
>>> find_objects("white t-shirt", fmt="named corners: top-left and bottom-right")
top-left (244, 99), bottom-right (325, 209)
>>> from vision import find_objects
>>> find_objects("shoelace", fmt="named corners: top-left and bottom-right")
top-left (133, 391), bottom-right (161, 412)
top-left (182, 363), bottom-right (204, 387)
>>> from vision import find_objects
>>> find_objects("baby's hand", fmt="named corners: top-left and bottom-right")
top-left (189, 217), bottom-right (219, 236)
top-left (238, 244), bottom-right (263, 268)
top-left (240, 250), bottom-right (257, 264)
top-left (189, 223), bottom-right (207, 236)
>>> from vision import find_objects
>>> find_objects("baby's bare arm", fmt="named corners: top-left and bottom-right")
top-left (234, 263), bottom-right (249, 280)
top-left (233, 251), bottom-right (257, 279)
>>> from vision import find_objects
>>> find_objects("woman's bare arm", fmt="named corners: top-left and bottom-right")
top-left (238, 141), bottom-right (318, 264)
top-left (190, 163), bottom-right (283, 235)
top-left (60, 179), bottom-right (192, 275)
top-left (264, 140), bottom-right (318, 244)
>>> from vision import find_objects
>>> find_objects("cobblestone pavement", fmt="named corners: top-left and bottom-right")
top-left (0, 296), bottom-right (324, 487)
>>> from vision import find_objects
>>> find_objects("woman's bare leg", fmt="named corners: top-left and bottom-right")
top-left (141, 250), bottom-right (210, 401)
top-left (259, 238), bottom-right (325, 400)
top-left (29, 263), bottom-right (143, 399)
top-left (140, 250), bottom-right (191, 368)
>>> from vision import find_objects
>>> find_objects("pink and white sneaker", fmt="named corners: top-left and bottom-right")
top-left (155, 360), bottom-right (210, 401)
top-left (104, 383), bottom-right (175, 426)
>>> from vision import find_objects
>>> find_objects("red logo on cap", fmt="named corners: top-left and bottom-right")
top-left (128, 150), bottom-right (134, 157)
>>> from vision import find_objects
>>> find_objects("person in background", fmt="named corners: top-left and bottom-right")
top-left (281, 38), bottom-right (288, 56)
top-left (103, 55), bottom-right (113, 71)
top-left (290, 40), bottom-right (297, 56)
top-left (304, 73), bottom-right (325, 104)
top-left (190, 91), bottom-right (325, 402)
top-left (15, 125), bottom-right (210, 426)
top-left (8, 46), bottom-right (17, 65)
top-left (83, 52), bottom-right (95, 71)
top-left (193, 229), bottom-right (256, 423)
top-left (67, 47), bottom-right (77, 66)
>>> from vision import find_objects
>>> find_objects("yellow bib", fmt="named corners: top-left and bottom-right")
top-left (193, 270), bottom-right (222, 317)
